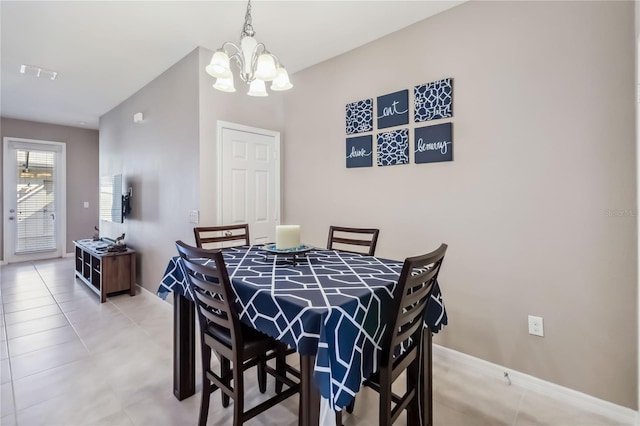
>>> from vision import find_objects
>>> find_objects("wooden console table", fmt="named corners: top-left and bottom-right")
top-left (74, 239), bottom-right (136, 302)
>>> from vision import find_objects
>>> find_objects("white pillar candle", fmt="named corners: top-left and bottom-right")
top-left (276, 225), bottom-right (301, 249)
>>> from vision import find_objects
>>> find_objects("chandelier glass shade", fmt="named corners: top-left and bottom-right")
top-left (206, 0), bottom-right (293, 96)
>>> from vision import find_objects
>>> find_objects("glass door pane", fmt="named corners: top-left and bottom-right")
top-left (15, 149), bottom-right (57, 254)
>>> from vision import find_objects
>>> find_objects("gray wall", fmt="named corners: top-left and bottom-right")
top-left (0, 117), bottom-right (99, 259)
top-left (99, 49), bottom-right (201, 295)
top-left (99, 47), bottom-right (285, 295)
top-left (281, 1), bottom-right (637, 409)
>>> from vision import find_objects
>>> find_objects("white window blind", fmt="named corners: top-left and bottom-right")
top-left (15, 149), bottom-right (57, 254)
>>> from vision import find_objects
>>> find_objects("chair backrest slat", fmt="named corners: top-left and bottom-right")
top-left (327, 226), bottom-right (380, 256)
top-left (176, 240), bottom-right (241, 346)
top-left (194, 224), bottom-right (250, 249)
top-left (382, 243), bottom-right (447, 365)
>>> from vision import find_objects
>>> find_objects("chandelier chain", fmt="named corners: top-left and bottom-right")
top-left (241, 0), bottom-right (255, 38)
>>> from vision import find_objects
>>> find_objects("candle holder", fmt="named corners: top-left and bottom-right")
top-left (261, 244), bottom-right (314, 266)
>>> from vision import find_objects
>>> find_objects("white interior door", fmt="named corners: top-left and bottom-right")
top-left (3, 137), bottom-right (66, 263)
top-left (217, 122), bottom-right (280, 245)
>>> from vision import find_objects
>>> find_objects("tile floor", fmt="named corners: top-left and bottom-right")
top-left (0, 257), bottom-right (630, 425)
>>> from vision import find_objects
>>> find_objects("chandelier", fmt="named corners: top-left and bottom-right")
top-left (205, 0), bottom-right (293, 97)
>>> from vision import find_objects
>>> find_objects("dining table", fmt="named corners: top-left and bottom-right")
top-left (156, 244), bottom-right (447, 426)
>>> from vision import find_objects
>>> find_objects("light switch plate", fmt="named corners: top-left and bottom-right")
top-left (189, 210), bottom-right (199, 224)
top-left (528, 315), bottom-right (544, 337)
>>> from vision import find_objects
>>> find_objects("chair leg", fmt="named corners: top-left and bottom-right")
top-left (421, 331), bottom-right (433, 426)
top-left (275, 344), bottom-right (287, 394)
top-left (258, 356), bottom-right (267, 394)
top-left (346, 399), bottom-right (355, 413)
top-left (335, 409), bottom-right (343, 426)
top-left (233, 356), bottom-right (245, 426)
top-left (221, 356), bottom-right (231, 408)
top-left (199, 345), bottom-right (212, 426)
top-left (379, 367), bottom-right (392, 426)
top-left (406, 355), bottom-right (420, 425)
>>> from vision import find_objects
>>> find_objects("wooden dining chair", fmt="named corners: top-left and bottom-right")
top-left (327, 226), bottom-right (380, 256)
top-left (194, 224), bottom-right (250, 249)
top-left (175, 240), bottom-right (299, 426)
top-left (340, 243), bottom-right (447, 426)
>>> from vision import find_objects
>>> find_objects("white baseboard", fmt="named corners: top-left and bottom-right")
top-left (64, 252), bottom-right (74, 258)
top-left (433, 344), bottom-right (638, 425)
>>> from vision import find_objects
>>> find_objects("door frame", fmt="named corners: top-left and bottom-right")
top-left (216, 121), bottom-right (281, 234)
top-left (3, 137), bottom-right (67, 263)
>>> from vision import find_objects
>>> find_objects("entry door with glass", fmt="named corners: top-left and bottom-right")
top-left (3, 138), bottom-right (66, 263)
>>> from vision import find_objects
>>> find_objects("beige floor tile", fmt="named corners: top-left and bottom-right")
top-left (0, 281), bottom-right (47, 296)
top-left (433, 399), bottom-right (490, 425)
top-left (95, 338), bottom-right (174, 408)
top-left (111, 294), bottom-right (163, 314)
top-left (77, 320), bottom-right (147, 355)
top-left (1, 382), bottom-right (15, 417)
top-left (434, 362), bottom-right (523, 425)
top-left (63, 302), bottom-right (123, 324)
top-left (52, 287), bottom-right (93, 303)
top-left (14, 382), bottom-right (123, 426)
top-left (9, 339), bottom-right (89, 380)
top-left (7, 325), bottom-right (80, 357)
top-left (124, 390), bottom-right (198, 426)
top-left (138, 317), bottom-right (174, 349)
top-left (38, 271), bottom-right (76, 283)
top-left (1, 359), bottom-right (11, 384)
top-left (1, 288), bottom-right (52, 304)
top-left (3, 304), bottom-right (62, 325)
top-left (12, 358), bottom-right (102, 411)
top-left (5, 313), bottom-right (69, 339)
top-left (119, 302), bottom-right (173, 324)
top-left (86, 410), bottom-right (135, 426)
top-left (0, 413), bottom-right (17, 426)
top-left (57, 296), bottom-right (105, 313)
top-left (46, 281), bottom-right (81, 295)
top-left (0, 270), bottom-right (42, 285)
top-left (3, 295), bottom-right (57, 314)
top-left (514, 389), bottom-right (628, 426)
top-left (1, 339), bottom-right (8, 360)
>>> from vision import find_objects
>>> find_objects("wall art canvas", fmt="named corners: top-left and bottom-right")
top-left (377, 89), bottom-right (409, 129)
top-left (377, 129), bottom-right (409, 166)
top-left (346, 135), bottom-right (373, 168)
top-left (414, 78), bottom-right (453, 122)
top-left (346, 98), bottom-right (373, 135)
top-left (414, 122), bottom-right (453, 164)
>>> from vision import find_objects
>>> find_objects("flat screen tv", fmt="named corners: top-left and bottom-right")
top-left (100, 174), bottom-right (130, 223)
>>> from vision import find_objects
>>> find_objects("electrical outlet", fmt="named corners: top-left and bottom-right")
top-left (188, 210), bottom-right (199, 224)
top-left (528, 315), bottom-right (544, 337)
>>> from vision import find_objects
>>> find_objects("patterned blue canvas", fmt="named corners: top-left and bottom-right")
top-left (345, 98), bottom-right (373, 135)
top-left (415, 123), bottom-right (453, 163)
top-left (346, 135), bottom-right (373, 168)
top-left (414, 78), bottom-right (453, 122)
top-left (377, 129), bottom-right (409, 166)
top-left (377, 89), bottom-right (409, 129)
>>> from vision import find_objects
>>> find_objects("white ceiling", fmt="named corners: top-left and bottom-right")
top-left (0, 1), bottom-right (464, 129)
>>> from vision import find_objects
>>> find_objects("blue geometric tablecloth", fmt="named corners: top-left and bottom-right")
top-left (157, 245), bottom-right (447, 410)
